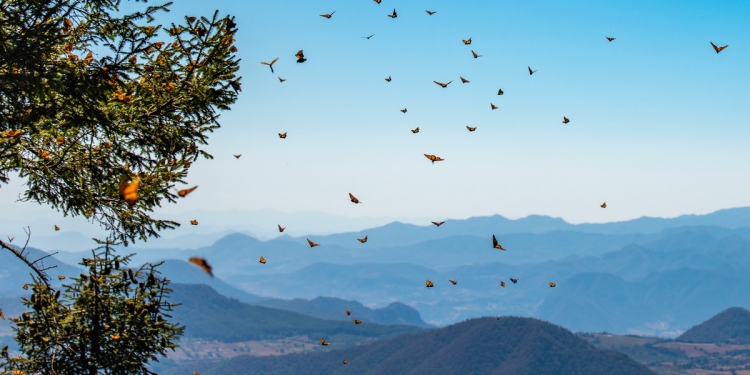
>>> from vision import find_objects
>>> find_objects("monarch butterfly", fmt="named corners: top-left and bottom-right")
top-left (400, 108), bottom-right (407, 113)
top-left (411, 127), bottom-right (420, 133)
top-left (295, 50), bottom-right (306, 63)
top-left (434, 80), bottom-right (452, 88)
top-left (385, 76), bottom-right (391, 82)
top-left (491, 103), bottom-right (498, 110)
top-left (426, 10), bottom-right (436, 15)
top-left (0, 308), bottom-right (4, 320)
top-left (510, 278), bottom-right (518, 284)
top-left (497, 89), bottom-right (504, 95)
top-left (601, 202), bottom-right (607, 208)
top-left (58, 275), bottom-right (65, 280)
top-left (345, 310), bottom-right (351, 315)
top-left (42, 337), bottom-right (51, 343)
top-left (279, 132), bottom-right (287, 138)
top-left (357, 236), bottom-right (368, 243)
top-left (432, 221), bottom-right (445, 226)
top-left (177, 186), bottom-right (198, 197)
top-left (466, 126), bottom-right (477, 132)
top-left (549, 282), bottom-right (556, 287)
top-left (259, 256), bottom-right (266, 264)
top-left (278, 224), bottom-right (286, 232)
top-left (492, 234), bottom-right (506, 250)
top-left (190, 220), bottom-right (198, 225)
top-left (606, 36), bottom-right (615, 42)
top-left (278, 77), bottom-right (286, 82)
top-left (7, 236), bottom-right (14, 242)
top-left (320, 338), bottom-right (330, 346)
top-left (234, 154), bottom-right (242, 159)
top-left (352, 318), bottom-right (363, 325)
top-left (320, 11), bottom-right (335, 19)
top-left (528, 66), bottom-right (537, 75)
top-left (54, 225), bottom-right (60, 231)
top-left (563, 117), bottom-right (570, 124)
top-left (307, 238), bottom-right (320, 247)
top-left (11, 370), bottom-right (25, 375)
top-left (23, 284), bottom-right (29, 290)
top-left (188, 257), bottom-right (213, 277)
top-left (449, 279), bottom-right (457, 285)
top-left (462, 38), bottom-right (472, 45)
top-left (343, 359), bottom-right (349, 364)
top-left (424, 154), bottom-right (444, 163)
top-left (349, 193), bottom-right (362, 204)
top-left (374, 0), bottom-right (381, 3)
top-left (460, 76), bottom-right (469, 83)
top-left (501, 281), bottom-right (506, 288)
top-left (57, 136), bottom-right (65, 145)
top-left (710, 41), bottom-right (728, 53)
top-left (110, 333), bottom-right (120, 340)
top-left (471, 50), bottom-right (482, 58)
top-left (425, 279), bottom-right (434, 288)
top-left (387, 9), bottom-right (397, 18)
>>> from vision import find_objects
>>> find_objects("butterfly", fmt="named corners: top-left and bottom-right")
top-left (320, 11), bottom-right (336, 19)
top-left (462, 38), bottom-right (472, 45)
top-left (295, 50), bottom-right (306, 63)
top-left (601, 202), bottom-right (607, 208)
top-left (7, 236), bottom-right (14, 242)
top-left (42, 337), bottom-right (51, 343)
top-left (549, 282), bottom-right (556, 288)
top-left (363, 34), bottom-right (375, 39)
top-left (491, 103), bottom-right (498, 110)
top-left (374, 0), bottom-right (381, 3)
top-left (110, 333), bottom-right (120, 340)
top-left (426, 10), bottom-right (436, 15)
top-left (349, 193), bottom-right (362, 204)
top-left (259, 256), bottom-right (266, 264)
top-left (119, 176), bottom-right (140, 207)
top-left (0, 308), bottom-right (4, 320)
top-left (434, 80), bottom-right (452, 88)
top-left (411, 127), bottom-right (420, 133)
top-left (260, 57), bottom-right (279, 73)
top-left (343, 360), bottom-right (349, 364)
top-left (425, 279), bottom-right (434, 288)
top-left (279, 132), bottom-right (287, 138)
top-left (58, 275), bottom-right (65, 280)
top-left (424, 154), bottom-right (444, 163)
top-left (278, 224), bottom-right (286, 232)
top-left (501, 281), bottom-right (506, 288)
top-left (460, 76), bottom-right (469, 83)
top-left (307, 238), bottom-right (320, 247)
top-left (352, 318), bottom-right (363, 325)
top-left (345, 310), bottom-right (351, 315)
top-left (449, 279), bottom-right (457, 285)
top-left (510, 278), bottom-right (518, 284)
top-left (471, 50), bottom-right (482, 58)
top-left (498, 89), bottom-right (504, 95)
top-left (432, 221), bottom-right (445, 227)
top-left (320, 338), bottom-right (330, 346)
top-left (563, 117), bottom-right (570, 124)
top-left (710, 41), bottom-right (728, 53)
top-left (606, 36), bottom-right (615, 42)
top-left (278, 77), bottom-right (286, 82)
top-left (388, 9), bottom-right (397, 18)
top-left (400, 108), bottom-right (407, 113)
top-left (234, 154), bottom-right (242, 159)
top-left (466, 126), bottom-right (477, 132)
top-left (54, 225), bottom-right (60, 231)
top-left (23, 284), bottom-right (29, 290)
top-left (385, 75), bottom-right (391, 82)
top-left (189, 257), bottom-right (213, 277)
top-left (357, 236), bottom-right (368, 243)
top-left (177, 186), bottom-right (198, 197)
top-left (528, 66), bottom-right (537, 75)
top-left (492, 234), bottom-right (506, 250)
top-left (190, 220), bottom-right (198, 225)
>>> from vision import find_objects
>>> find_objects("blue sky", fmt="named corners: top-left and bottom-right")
top-left (3, 0), bottom-right (750, 240)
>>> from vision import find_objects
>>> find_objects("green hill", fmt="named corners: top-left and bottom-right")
top-left (677, 307), bottom-right (750, 344)
top-left (164, 316), bottom-right (656, 375)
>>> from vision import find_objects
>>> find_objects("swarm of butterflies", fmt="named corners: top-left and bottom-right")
top-left (40, 1), bottom-right (729, 367)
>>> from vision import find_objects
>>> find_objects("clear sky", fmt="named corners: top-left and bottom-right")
top-left (3, 0), bottom-right (750, 238)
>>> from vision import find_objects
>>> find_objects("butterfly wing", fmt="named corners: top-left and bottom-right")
top-left (178, 185), bottom-right (198, 197)
top-left (510, 278), bottom-right (518, 284)
top-left (189, 257), bottom-right (213, 277)
top-left (493, 234), bottom-right (498, 248)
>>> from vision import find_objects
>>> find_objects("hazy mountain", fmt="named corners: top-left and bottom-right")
top-left (165, 317), bottom-right (655, 375)
top-left (0, 246), bottom-right (82, 297)
top-left (158, 260), bottom-right (266, 303)
top-left (677, 307), bottom-right (750, 344)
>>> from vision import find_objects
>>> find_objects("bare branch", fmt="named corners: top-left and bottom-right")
top-left (0, 227), bottom-right (52, 287)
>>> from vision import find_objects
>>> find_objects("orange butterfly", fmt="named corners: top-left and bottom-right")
top-left (528, 66), bottom-right (537, 75)
top-left (278, 224), bottom-right (286, 232)
top-left (259, 256), bottom-right (266, 264)
top-left (188, 257), bottom-right (213, 277)
top-left (0, 308), bottom-right (4, 320)
top-left (373, 0), bottom-right (381, 3)
top-left (58, 275), bottom-right (65, 280)
top-left (563, 117), bottom-right (570, 124)
top-left (343, 359), bottom-right (349, 364)
top-left (510, 278), bottom-right (518, 284)
top-left (460, 76), bottom-right (469, 83)
top-left (7, 236), bottom-right (14, 242)
top-left (426, 10), bottom-right (436, 15)
top-left (352, 318), bottom-right (363, 325)
top-left (110, 333), bottom-right (120, 340)
top-left (320, 11), bottom-right (336, 19)
top-left (54, 225), bottom-right (60, 231)
top-left (320, 338), bottom-right (330, 346)
top-left (261, 57), bottom-right (279, 73)
top-left (400, 108), bottom-right (407, 113)
top-left (449, 279), bottom-right (457, 285)
top-left (462, 38), bottom-right (472, 45)
top-left (424, 154), bottom-right (444, 163)
top-left (491, 103), bottom-right (498, 110)
top-left (710, 41), bottom-right (728, 53)
top-left (501, 281), bottom-right (506, 288)
top-left (466, 126), bottom-right (476, 132)
top-left (119, 176), bottom-right (139, 206)
top-left (345, 310), bottom-right (351, 315)
top-left (190, 220), bottom-right (198, 225)
top-left (434, 80), bottom-right (452, 88)
top-left (549, 282), bottom-right (556, 288)
top-left (357, 236), bottom-right (368, 243)
top-left (385, 75), bottom-right (392, 82)
top-left (177, 186), bottom-right (198, 197)
top-left (307, 238), bottom-right (320, 247)
top-left (278, 77), bottom-right (286, 82)
top-left (411, 127), bottom-right (420, 133)
top-left (601, 202), bottom-right (607, 208)
top-left (432, 221), bottom-right (445, 227)
top-left (234, 154), bottom-right (242, 159)
top-left (279, 132), bottom-right (287, 138)
top-left (349, 193), bottom-right (362, 204)
top-left (295, 50), bottom-right (306, 63)
top-left (387, 9), bottom-right (397, 18)
top-left (471, 50), bottom-right (482, 58)
top-left (492, 234), bottom-right (506, 250)
top-left (425, 279), bottom-right (434, 288)
top-left (498, 89), bottom-right (504, 95)
top-left (606, 36), bottom-right (615, 42)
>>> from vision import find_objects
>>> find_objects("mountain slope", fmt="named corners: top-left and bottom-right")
top-left (677, 307), bottom-right (750, 344)
top-left (165, 317), bottom-right (656, 375)
top-left (158, 259), bottom-right (265, 303)
top-left (0, 246), bottom-right (81, 297)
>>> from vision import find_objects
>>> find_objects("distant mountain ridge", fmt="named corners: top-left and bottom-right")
top-left (677, 307), bottom-right (750, 344)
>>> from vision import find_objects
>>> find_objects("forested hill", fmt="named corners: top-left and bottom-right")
top-left (677, 307), bottom-right (750, 344)
top-left (165, 316), bottom-right (656, 375)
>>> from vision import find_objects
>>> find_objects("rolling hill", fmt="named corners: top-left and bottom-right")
top-left (677, 307), bottom-right (750, 344)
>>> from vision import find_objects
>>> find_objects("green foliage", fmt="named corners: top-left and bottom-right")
top-left (0, 0), bottom-right (241, 244)
top-left (1, 242), bottom-right (184, 375)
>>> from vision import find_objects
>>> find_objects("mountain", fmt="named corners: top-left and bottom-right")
top-left (254, 296), bottom-right (429, 327)
top-left (157, 259), bottom-right (265, 303)
top-left (168, 284), bottom-right (423, 343)
top-left (164, 317), bottom-right (656, 375)
top-left (677, 307), bottom-right (750, 344)
top-left (0, 246), bottom-right (81, 297)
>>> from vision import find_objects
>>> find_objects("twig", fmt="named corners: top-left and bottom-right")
top-left (0, 226), bottom-right (53, 287)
